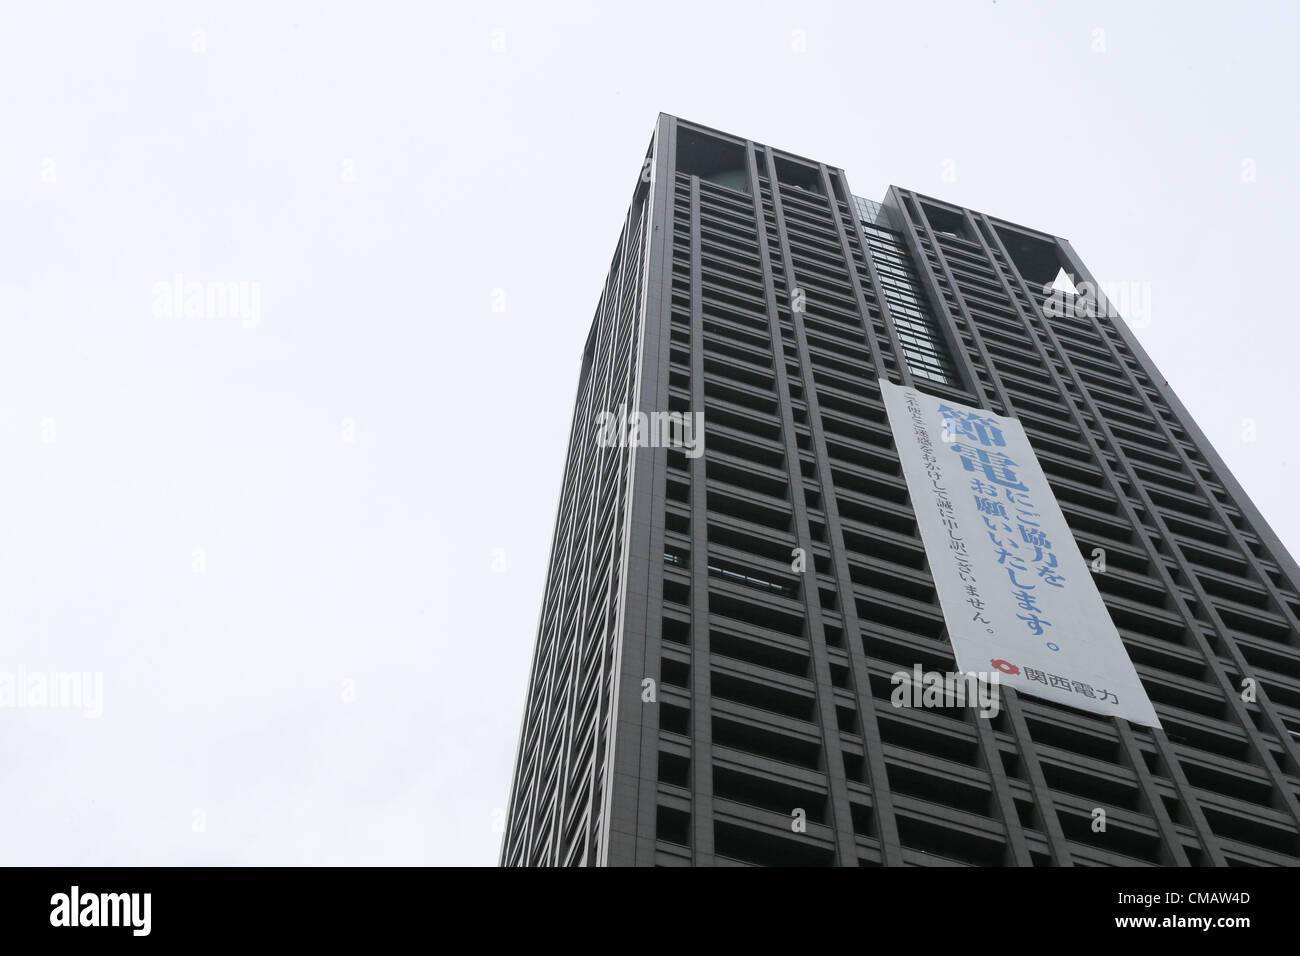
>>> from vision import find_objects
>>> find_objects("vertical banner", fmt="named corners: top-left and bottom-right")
top-left (879, 379), bottom-right (1160, 728)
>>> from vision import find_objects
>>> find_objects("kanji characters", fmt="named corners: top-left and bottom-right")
top-left (951, 445), bottom-right (1028, 490)
top-left (940, 404), bottom-right (1007, 448)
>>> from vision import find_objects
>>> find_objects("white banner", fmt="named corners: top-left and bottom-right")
top-left (879, 379), bottom-right (1160, 728)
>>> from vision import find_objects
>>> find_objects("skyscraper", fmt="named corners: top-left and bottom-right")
top-left (500, 114), bottom-right (1300, 867)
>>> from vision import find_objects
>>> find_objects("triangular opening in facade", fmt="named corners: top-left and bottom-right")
top-left (1049, 267), bottom-right (1079, 295)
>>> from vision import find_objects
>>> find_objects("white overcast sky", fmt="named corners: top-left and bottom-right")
top-left (2, 1), bottom-right (1297, 866)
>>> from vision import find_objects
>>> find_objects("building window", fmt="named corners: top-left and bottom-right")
top-left (855, 196), bottom-right (960, 386)
top-left (676, 127), bottom-right (750, 194)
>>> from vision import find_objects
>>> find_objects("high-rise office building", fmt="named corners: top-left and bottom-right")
top-left (501, 114), bottom-right (1300, 867)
